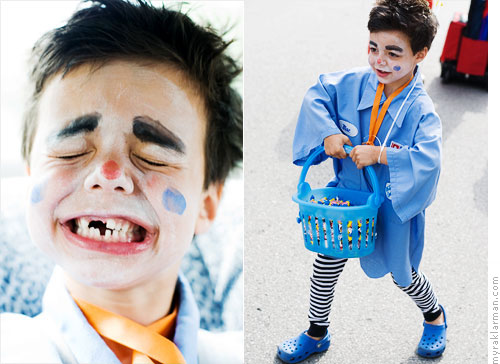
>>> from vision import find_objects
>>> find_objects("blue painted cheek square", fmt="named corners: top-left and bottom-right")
top-left (162, 188), bottom-right (186, 215)
top-left (31, 182), bottom-right (45, 204)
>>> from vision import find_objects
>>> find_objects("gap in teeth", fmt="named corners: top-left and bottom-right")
top-left (75, 217), bottom-right (138, 242)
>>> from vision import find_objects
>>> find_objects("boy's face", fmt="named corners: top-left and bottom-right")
top-left (368, 30), bottom-right (426, 89)
top-left (26, 61), bottom-right (218, 289)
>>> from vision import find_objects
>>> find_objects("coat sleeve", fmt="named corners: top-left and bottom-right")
top-left (292, 74), bottom-right (342, 166)
top-left (386, 103), bottom-right (442, 223)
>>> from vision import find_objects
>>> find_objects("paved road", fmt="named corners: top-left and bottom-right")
top-left (244, 1), bottom-right (487, 363)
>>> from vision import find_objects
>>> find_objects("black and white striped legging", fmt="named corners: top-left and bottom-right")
top-left (308, 254), bottom-right (442, 337)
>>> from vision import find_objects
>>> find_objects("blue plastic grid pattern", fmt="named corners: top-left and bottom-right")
top-left (292, 145), bottom-right (382, 258)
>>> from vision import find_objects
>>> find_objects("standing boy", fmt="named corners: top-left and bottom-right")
top-left (278, 0), bottom-right (447, 362)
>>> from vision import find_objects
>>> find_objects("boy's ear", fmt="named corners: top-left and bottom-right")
top-left (25, 164), bottom-right (31, 176)
top-left (415, 47), bottom-right (428, 63)
top-left (194, 182), bottom-right (224, 235)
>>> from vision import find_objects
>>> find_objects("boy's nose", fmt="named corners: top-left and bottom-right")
top-left (84, 160), bottom-right (134, 194)
top-left (101, 160), bottom-right (122, 180)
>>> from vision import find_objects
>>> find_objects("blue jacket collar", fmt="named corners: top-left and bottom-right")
top-left (357, 65), bottom-right (424, 128)
top-left (174, 272), bottom-right (200, 364)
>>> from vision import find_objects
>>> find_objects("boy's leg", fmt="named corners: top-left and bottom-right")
top-left (277, 255), bottom-right (346, 363)
top-left (392, 268), bottom-right (447, 358)
top-left (307, 254), bottom-right (348, 338)
top-left (392, 268), bottom-right (442, 322)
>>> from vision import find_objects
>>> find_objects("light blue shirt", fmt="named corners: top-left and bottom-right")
top-left (293, 66), bottom-right (442, 286)
top-left (1, 266), bottom-right (200, 364)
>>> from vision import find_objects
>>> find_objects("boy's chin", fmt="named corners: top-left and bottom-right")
top-left (60, 254), bottom-right (181, 291)
top-left (61, 260), bottom-right (153, 290)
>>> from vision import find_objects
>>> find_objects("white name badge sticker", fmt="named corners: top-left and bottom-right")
top-left (390, 141), bottom-right (403, 149)
top-left (339, 120), bottom-right (358, 137)
top-left (385, 182), bottom-right (392, 200)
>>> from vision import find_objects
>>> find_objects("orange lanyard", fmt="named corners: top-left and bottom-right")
top-left (74, 297), bottom-right (186, 364)
top-left (367, 76), bottom-right (414, 145)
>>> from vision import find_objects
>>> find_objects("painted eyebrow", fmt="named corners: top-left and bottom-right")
top-left (132, 116), bottom-right (185, 154)
top-left (369, 41), bottom-right (403, 52)
top-left (56, 113), bottom-right (100, 138)
top-left (385, 45), bottom-right (403, 52)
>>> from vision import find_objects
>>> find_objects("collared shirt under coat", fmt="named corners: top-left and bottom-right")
top-left (1, 266), bottom-right (243, 364)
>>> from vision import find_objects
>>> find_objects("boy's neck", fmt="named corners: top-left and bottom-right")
top-left (64, 264), bottom-right (180, 326)
top-left (383, 66), bottom-right (416, 97)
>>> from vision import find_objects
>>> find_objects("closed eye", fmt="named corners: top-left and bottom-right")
top-left (134, 154), bottom-right (168, 167)
top-left (56, 152), bottom-right (88, 159)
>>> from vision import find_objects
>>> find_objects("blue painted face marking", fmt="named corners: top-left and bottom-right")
top-left (31, 182), bottom-right (45, 204)
top-left (162, 188), bottom-right (186, 215)
top-left (393, 65), bottom-right (401, 71)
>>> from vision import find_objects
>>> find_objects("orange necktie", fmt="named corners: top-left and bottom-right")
top-left (367, 76), bottom-right (414, 145)
top-left (73, 297), bottom-right (186, 364)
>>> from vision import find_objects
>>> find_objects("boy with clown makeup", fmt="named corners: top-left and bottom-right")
top-left (1, 1), bottom-right (242, 363)
top-left (278, 0), bottom-right (446, 362)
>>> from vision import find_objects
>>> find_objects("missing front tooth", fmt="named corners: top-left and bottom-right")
top-left (89, 220), bottom-right (107, 235)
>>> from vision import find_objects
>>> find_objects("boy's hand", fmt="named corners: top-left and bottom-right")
top-left (349, 145), bottom-right (378, 169)
top-left (324, 134), bottom-right (353, 159)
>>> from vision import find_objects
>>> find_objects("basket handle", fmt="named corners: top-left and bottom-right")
top-left (297, 145), bottom-right (381, 207)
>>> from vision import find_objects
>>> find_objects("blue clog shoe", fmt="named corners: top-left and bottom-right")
top-left (417, 305), bottom-right (447, 358)
top-left (277, 331), bottom-right (330, 363)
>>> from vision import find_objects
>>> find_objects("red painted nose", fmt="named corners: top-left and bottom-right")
top-left (101, 160), bottom-right (121, 180)
top-left (377, 59), bottom-right (382, 64)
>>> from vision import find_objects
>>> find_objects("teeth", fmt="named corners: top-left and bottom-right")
top-left (74, 217), bottom-right (140, 243)
top-left (122, 221), bottom-right (130, 232)
top-left (112, 229), bottom-right (120, 242)
top-left (80, 218), bottom-right (89, 229)
top-left (106, 219), bottom-right (116, 230)
top-left (89, 227), bottom-right (99, 240)
top-left (94, 228), bottom-right (101, 240)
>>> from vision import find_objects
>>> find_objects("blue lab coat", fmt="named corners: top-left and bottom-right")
top-left (293, 66), bottom-right (441, 286)
top-left (1, 266), bottom-right (243, 364)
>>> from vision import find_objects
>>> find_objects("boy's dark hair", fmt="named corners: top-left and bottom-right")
top-left (22, 0), bottom-right (242, 188)
top-left (368, 0), bottom-right (438, 54)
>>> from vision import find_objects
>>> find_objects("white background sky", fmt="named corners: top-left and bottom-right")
top-left (0, 0), bottom-right (243, 177)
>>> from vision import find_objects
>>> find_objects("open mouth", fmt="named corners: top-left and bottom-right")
top-left (376, 69), bottom-right (391, 77)
top-left (66, 217), bottom-right (147, 243)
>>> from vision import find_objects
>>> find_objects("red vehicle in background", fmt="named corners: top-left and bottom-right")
top-left (439, 0), bottom-right (487, 86)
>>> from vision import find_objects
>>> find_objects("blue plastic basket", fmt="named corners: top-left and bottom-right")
top-left (292, 145), bottom-right (382, 258)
